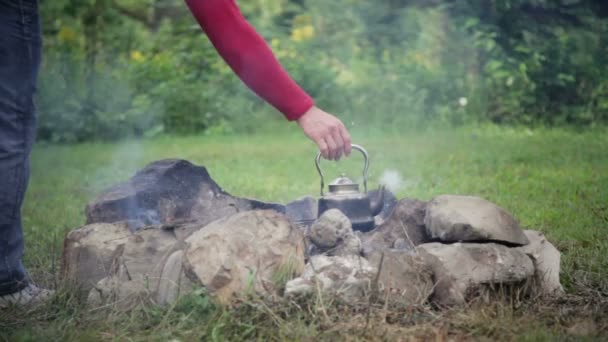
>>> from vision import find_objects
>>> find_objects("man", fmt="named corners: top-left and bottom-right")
top-left (0, 0), bottom-right (351, 307)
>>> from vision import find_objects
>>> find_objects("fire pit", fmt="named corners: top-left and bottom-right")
top-left (63, 159), bottom-right (564, 309)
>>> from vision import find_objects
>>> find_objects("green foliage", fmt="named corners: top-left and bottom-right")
top-left (454, 0), bottom-right (608, 124)
top-left (37, 0), bottom-right (608, 142)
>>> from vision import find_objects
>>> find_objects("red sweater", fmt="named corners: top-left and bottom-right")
top-left (185, 0), bottom-right (314, 121)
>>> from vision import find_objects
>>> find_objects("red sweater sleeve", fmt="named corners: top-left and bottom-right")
top-left (184, 0), bottom-right (314, 121)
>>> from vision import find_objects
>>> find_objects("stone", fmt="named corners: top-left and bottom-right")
top-left (62, 220), bottom-right (195, 305)
top-left (367, 250), bottom-right (434, 306)
top-left (85, 238), bottom-right (192, 310)
top-left (335, 234), bottom-right (363, 257)
top-left (116, 227), bottom-right (179, 281)
top-left (156, 250), bottom-right (194, 305)
top-left (361, 199), bottom-right (429, 255)
top-left (417, 242), bottom-right (535, 306)
top-left (309, 209), bottom-right (352, 248)
top-left (62, 222), bottom-right (131, 293)
top-left (516, 230), bottom-right (564, 296)
top-left (85, 159), bottom-right (284, 231)
top-left (307, 209), bottom-right (363, 256)
top-left (87, 276), bottom-right (151, 311)
top-left (86, 241), bottom-right (163, 309)
top-left (285, 255), bottom-right (376, 304)
top-left (393, 238), bottom-right (409, 250)
top-left (424, 195), bottom-right (529, 246)
top-left (183, 210), bottom-right (306, 304)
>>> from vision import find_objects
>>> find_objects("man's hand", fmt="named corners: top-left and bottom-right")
top-left (297, 106), bottom-right (352, 160)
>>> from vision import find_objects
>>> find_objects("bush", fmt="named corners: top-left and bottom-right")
top-left (36, 0), bottom-right (608, 143)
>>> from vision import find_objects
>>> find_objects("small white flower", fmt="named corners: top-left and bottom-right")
top-left (458, 97), bottom-right (468, 107)
top-left (506, 76), bottom-right (514, 87)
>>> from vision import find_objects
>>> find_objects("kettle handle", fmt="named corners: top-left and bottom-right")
top-left (315, 144), bottom-right (369, 196)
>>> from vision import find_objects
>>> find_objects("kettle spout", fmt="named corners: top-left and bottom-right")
top-left (370, 185), bottom-right (385, 216)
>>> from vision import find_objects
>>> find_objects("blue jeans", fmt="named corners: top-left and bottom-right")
top-left (0, 0), bottom-right (41, 295)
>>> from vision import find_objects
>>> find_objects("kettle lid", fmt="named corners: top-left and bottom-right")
top-left (328, 173), bottom-right (360, 193)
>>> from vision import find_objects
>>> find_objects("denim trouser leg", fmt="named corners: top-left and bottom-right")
top-left (0, 0), bottom-right (41, 295)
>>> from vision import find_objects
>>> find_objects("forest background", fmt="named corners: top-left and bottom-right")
top-left (38, 0), bottom-right (608, 143)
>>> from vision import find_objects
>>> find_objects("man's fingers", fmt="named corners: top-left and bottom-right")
top-left (339, 124), bottom-right (352, 156)
top-left (297, 106), bottom-right (353, 161)
top-left (331, 127), bottom-right (345, 161)
top-left (318, 123), bottom-right (350, 160)
top-left (324, 134), bottom-right (338, 160)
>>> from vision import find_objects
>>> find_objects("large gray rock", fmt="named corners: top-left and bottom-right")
top-left (85, 159), bottom-right (284, 231)
top-left (417, 242), bottom-right (535, 306)
top-left (285, 255), bottom-right (376, 304)
top-left (63, 221), bottom-right (195, 305)
top-left (307, 209), bottom-right (362, 256)
top-left (156, 250), bottom-right (193, 305)
top-left (83, 227), bottom-right (194, 307)
top-left (367, 250), bottom-right (434, 306)
top-left (87, 256), bottom-right (192, 310)
top-left (113, 227), bottom-right (179, 280)
top-left (184, 210), bottom-right (306, 304)
top-left (87, 275), bottom-right (151, 311)
top-left (424, 195), bottom-right (529, 246)
top-left (62, 222), bottom-right (131, 292)
top-left (361, 199), bottom-right (429, 255)
top-left (516, 230), bottom-right (564, 296)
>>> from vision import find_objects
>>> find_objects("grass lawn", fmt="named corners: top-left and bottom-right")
top-left (2, 125), bottom-right (607, 341)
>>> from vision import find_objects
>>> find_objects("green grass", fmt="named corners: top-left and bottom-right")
top-left (2, 125), bottom-right (607, 341)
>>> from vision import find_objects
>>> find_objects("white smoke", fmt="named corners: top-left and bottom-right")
top-left (379, 169), bottom-right (404, 193)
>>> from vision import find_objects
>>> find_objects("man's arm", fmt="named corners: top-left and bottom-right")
top-left (184, 0), bottom-right (351, 159)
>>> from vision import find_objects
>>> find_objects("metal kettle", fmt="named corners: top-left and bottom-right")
top-left (315, 144), bottom-right (385, 232)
